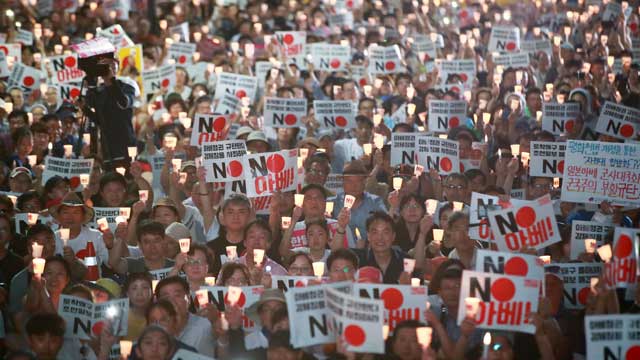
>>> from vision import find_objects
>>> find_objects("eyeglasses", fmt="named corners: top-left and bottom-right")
top-left (330, 266), bottom-right (354, 274)
top-left (289, 266), bottom-right (312, 273)
top-left (307, 168), bottom-right (326, 176)
top-left (530, 183), bottom-right (553, 190)
top-left (492, 343), bottom-right (508, 352)
top-left (446, 184), bottom-right (466, 190)
top-left (402, 203), bottom-right (421, 210)
top-left (186, 258), bottom-right (204, 266)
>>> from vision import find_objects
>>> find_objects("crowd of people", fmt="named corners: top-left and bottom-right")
top-left (0, 0), bottom-right (639, 359)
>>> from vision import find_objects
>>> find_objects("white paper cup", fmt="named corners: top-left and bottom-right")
top-left (312, 262), bottom-right (325, 278)
top-left (205, 276), bottom-right (216, 286)
top-left (253, 249), bottom-right (265, 265)
top-left (226, 246), bottom-right (237, 260)
top-left (465, 297), bottom-right (481, 318)
top-left (344, 195), bottom-right (356, 209)
top-left (33, 258), bottom-right (46, 275)
top-left (179, 238), bottom-right (191, 253)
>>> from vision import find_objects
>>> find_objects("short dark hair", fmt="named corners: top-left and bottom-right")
top-left (430, 259), bottom-right (464, 293)
top-left (146, 299), bottom-right (178, 322)
top-left (137, 220), bottom-right (166, 242)
top-left (99, 172), bottom-right (127, 191)
top-left (25, 223), bottom-right (54, 242)
top-left (155, 275), bottom-right (190, 298)
top-left (243, 219), bottom-right (272, 245)
top-left (444, 173), bottom-right (468, 187)
top-left (365, 211), bottom-right (395, 232)
top-left (326, 248), bottom-right (359, 270)
top-left (124, 272), bottom-right (153, 294)
top-left (17, 190), bottom-right (43, 212)
top-left (355, 115), bottom-right (374, 128)
top-left (25, 313), bottom-right (65, 337)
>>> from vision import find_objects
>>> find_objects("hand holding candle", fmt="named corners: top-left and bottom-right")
top-left (179, 238), bottom-right (191, 253)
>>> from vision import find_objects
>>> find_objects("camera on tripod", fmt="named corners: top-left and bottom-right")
top-left (70, 37), bottom-right (116, 80)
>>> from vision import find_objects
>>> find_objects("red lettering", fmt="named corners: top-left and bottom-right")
top-left (476, 301), bottom-right (533, 327)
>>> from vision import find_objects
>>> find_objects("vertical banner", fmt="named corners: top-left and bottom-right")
top-left (415, 136), bottom-right (460, 175)
top-left (487, 195), bottom-right (561, 252)
top-left (596, 101), bottom-right (640, 140)
top-left (488, 26), bottom-right (521, 53)
top-left (189, 114), bottom-right (231, 146)
top-left (390, 133), bottom-right (418, 166)
top-left (427, 100), bottom-right (468, 133)
top-left (243, 149), bottom-right (298, 197)
top-left (313, 100), bottom-right (357, 129)
top-left (214, 72), bottom-right (258, 102)
top-left (325, 287), bottom-right (384, 354)
top-left (201, 140), bottom-right (248, 183)
top-left (553, 263), bottom-right (603, 309)
top-left (309, 43), bottom-right (351, 72)
top-left (457, 270), bottom-right (539, 334)
top-left (560, 140), bottom-right (640, 207)
top-left (569, 221), bottom-right (614, 260)
top-left (352, 284), bottom-right (428, 331)
top-left (529, 141), bottom-right (566, 177)
top-left (603, 227), bottom-right (639, 289)
top-left (541, 103), bottom-right (581, 135)
top-left (264, 97), bottom-right (308, 128)
top-left (368, 45), bottom-right (405, 75)
top-left (585, 314), bottom-right (640, 360)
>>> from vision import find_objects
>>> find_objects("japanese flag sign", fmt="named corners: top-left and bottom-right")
top-left (488, 26), bottom-right (521, 53)
top-left (271, 275), bottom-right (318, 292)
top-left (542, 102), bottom-right (581, 135)
top-left (325, 286), bottom-right (384, 354)
top-left (353, 284), bottom-right (428, 332)
top-left (368, 45), bottom-right (405, 74)
top-left (202, 140), bottom-right (247, 183)
top-left (58, 295), bottom-right (129, 340)
top-left (585, 314), bottom-right (640, 360)
top-left (313, 100), bottom-right (356, 129)
top-left (264, 97), bottom-right (308, 128)
top-left (391, 133), bottom-right (418, 166)
top-left (15, 29), bottom-right (33, 46)
top-left (274, 31), bottom-right (306, 66)
top-left (487, 195), bottom-right (561, 252)
top-left (427, 100), bottom-right (467, 133)
top-left (411, 35), bottom-right (438, 61)
top-left (434, 59), bottom-right (476, 90)
top-left (169, 22), bottom-right (190, 42)
top-left (569, 221), bottom-right (614, 260)
top-left (214, 93), bottom-right (240, 115)
top-left (493, 53), bottom-right (530, 69)
top-left (309, 43), bottom-right (351, 72)
top-left (529, 141), bottom-right (566, 177)
top-left (0, 43), bottom-right (22, 64)
top-left (142, 64), bottom-right (175, 99)
top-left (350, 65), bottom-right (369, 87)
top-left (552, 263), bottom-right (603, 309)
top-left (328, 11), bottom-right (354, 31)
top-left (469, 192), bottom-right (529, 242)
top-left (457, 270), bottom-right (540, 334)
top-left (214, 72), bottom-right (258, 102)
top-left (603, 227), bottom-right (639, 289)
top-left (197, 286), bottom-right (263, 331)
top-left (243, 149), bottom-right (298, 197)
top-left (168, 42), bottom-right (197, 65)
top-left (46, 54), bottom-right (85, 84)
top-left (475, 249), bottom-right (544, 282)
top-left (190, 114), bottom-right (231, 146)
top-left (596, 101), bottom-right (640, 140)
top-left (102, 0), bottom-right (129, 20)
top-left (56, 84), bottom-right (82, 102)
top-left (415, 136), bottom-right (460, 175)
top-left (96, 24), bottom-right (134, 49)
top-left (8, 63), bottom-right (41, 91)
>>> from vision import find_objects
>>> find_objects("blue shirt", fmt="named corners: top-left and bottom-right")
top-left (331, 191), bottom-right (387, 243)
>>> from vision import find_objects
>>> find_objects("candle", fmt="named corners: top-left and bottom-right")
top-left (80, 174), bottom-right (90, 186)
top-left (97, 217), bottom-right (109, 232)
top-left (33, 258), bottom-right (46, 276)
top-left (164, 136), bottom-right (177, 149)
top-left (355, 228), bottom-right (361, 241)
top-left (432, 229), bottom-right (444, 243)
top-left (584, 239), bottom-right (597, 254)
top-left (411, 278), bottom-right (421, 287)
top-left (312, 262), bottom-right (325, 278)
top-left (383, 325), bottom-right (390, 340)
top-left (152, 280), bottom-right (159, 292)
top-left (597, 244), bottom-right (612, 262)
top-left (32, 243), bottom-right (43, 258)
top-left (281, 216), bottom-right (292, 229)
top-left (393, 177), bottom-right (403, 191)
top-left (453, 202), bottom-right (464, 211)
top-left (139, 190), bottom-right (149, 203)
top-left (195, 289), bottom-right (209, 309)
top-left (226, 246), bottom-right (237, 260)
top-left (27, 213), bottom-right (39, 225)
top-left (227, 286), bottom-right (242, 306)
top-left (205, 276), bottom-right (216, 286)
top-left (63, 144), bottom-right (73, 157)
top-left (120, 341), bottom-right (133, 358)
top-left (510, 144), bottom-right (520, 157)
top-left (59, 228), bottom-right (70, 246)
top-left (363, 143), bottom-right (373, 155)
top-left (374, 134), bottom-right (385, 149)
top-left (425, 199), bottom-right (438, 215)
top-left (482, 332), bottom-right (491, 359)
top-left (407, 103), bottom-right (416, 115)
top-left (128, 146), bottom-right (137, 159)
top-left (299, 148), bottom-right (309, 159)
top-left (179, 238), bottom-right (191, 253)
top-left (294, 194), bottom-right (305, 207)
top-left (414, 165), bottom-right (424, 177)
top-left (172, 159), bottom-right (182, 172)
top-left (27, 155), bottom-right (37, 166)
top-left (344, 195), bottom-right (356, 209)
top-left (539, 255), bottom-right (551, 265)
top-left (115, 167), bottom-right (126, 176)
top-left (416, 327), bottom-right (433, 348)
top-left (325, 202), bottom-right (334, 216)
top-left (253, 249), bottom-right (265, 266)
top-left (83, 133), bottom-right (91, 145)
top-left (403, 259), bottom-right (416, 273)
top-left (464, 297), bottom-right (481, 317)
top-left (179, 172), bottom-right (187, 184)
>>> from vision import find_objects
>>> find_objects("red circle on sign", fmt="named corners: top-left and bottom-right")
top-left (70, 88), bottom-right (81, 99)
top-left (224, 292), bottom-right (246, 307)
top-left (620, 124), bottom-right (635, 138)
top-left (451, 86), bottom-right (461, 93)
top-left (330, 59), bottom-right (341, 68)
top-left (346, 0), bottom-right (353, 7)
top-left (283, 34), bottom-right (295, 45)
top-left (440, 157), bottom-right (452, 172)
top-left (213, 117), bottom-right (226, 132)
top-left (69, 176), bottom-right (80, 189)
top-left (626, 346), bottom-right (640, 360)
top-left (504, 256), bottom-right (528, 276)
top-left (284, 114), bottom-right (297, 125)
top-left (615, 234), bottom-right (633, 258)
top-left (565, 120), bottom-right (575, 132)
top-left (460, 9), bottom-right (469, 18)
top-left (449, 116), bottom-right (459, 128)
top-left (178, 55), bottom-right (187, 64)
top-left (460, 163), bottom-right (465, 172)
top-left (236, 90), bottom-right (247, 99)
top-left (459, 73), bottom-right (469, 82)
top-left (228, 160), bottom-right (243, 177)
top-left (359, 78), bottom-right (367, 86)
top-left (558, 160), bottom-right (565, 174)
top-left (294, 280), bottom-right (306, 287)
top-left (631, 23), bottom-right (638, 32)
top-left (161, 79), bottom-right (170, 88)
top-left (516, 206), bottom-right (536, 228)
top-left (0, 46), bottom-right (7, 55)
top-left (344, 325), bottom-right (366, 346)
top-left (506, 42), bottom-right (517, 51)
top-left (335, 116), bottom-right (347, 127)
top-left (577, 287), bottom-right (590, 305)
top-left (23, 76), bottom-right (35, 87)
top-left (380, 288), bottom-right (404, 310)
top-left (385, 61), bottom-right (396, 71)
top-left (267, 154), bottom-right (285, 173)
top-left (491, 278), bottom-right (516, 302)
top-left (64, 56), bottom-right (76, 67)
top-left (92, 321), bottom-right (106, 336)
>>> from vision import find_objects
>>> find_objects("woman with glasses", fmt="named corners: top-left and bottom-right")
top-left (286, 253), bottom-right (314, 276)
top-left (393, 194), bottom-right (429, 252)
top-left (182, 244), bottom-right (215, 291)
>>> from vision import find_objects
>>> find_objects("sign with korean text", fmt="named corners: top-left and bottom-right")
top-left (0, 43), bottom-right (22, 64)
top-left (274, 31), bottom-right (306, 66)
top-left (46, 54), bottom-right (85, 84)
top-left (353, 284), bottom-right (428, 331)
top-left (42, 157), bottom-right (94, 191)
top-left (214, 72), bottom-right (258, 102)
top-left (415, 136), bottom-right (460, 175)
top-left (391, 133), bottom-right (418, 166)
top-left (603, 227), bottom-right (639, 289)
top-left (475, 249), bottom-right (544, 282)
top-left (596, 101), bottom-right (640, 140)
top-left (434, 59), bottom-right (475, 89)
top-left (58, 295), bottom-right (129, 340)
top-left (202, 140), bottom-right (247, 183)
top-left (520, 40), bottom-right (552, 57)
top-left (243, 149), bottom-right (298, 197)
top-left (168, 42), bottom-right (197, 65)
top-left (529, 141), bottom-right (566, 177)
top-left (553, 263), bottom-right (603, 309)
top-left (350, 65), bottom-right (368, 87)
top-left (309, 43), bottom-right (350, 72)
top-left (190, 114), bottom-right (231, 146)
top-left (569, 221), bottom-right (614, 260)
top-left (142, 64), bottom-right (175, 98)
top-left (493, 53), bottom-right (530, 68)
top-left (214, 93), bottom-right (240, 115)
top-left (198, 286), bottom-right (263, 331)
top-left (0, 51), bottom-right (8, 78)
top-left (264, 97), bottom-right (307, 128)
top-left (411, 35), bottom-right (437, 60)
top-left (313, 100), bottom-right (356, 129)
top-left (585, 314), bottom-right (640, 360)
top-left (488, 26), bottom-right (520, 53)
top-left (542, 103), bottom-right (581, 135)
top-left (16, 29), bottom-right (33, 46)
top-left (90, 207), bottom-right (131, 232)
top-left (8, 62), bottom-right (41, 91)
top-left (427, 100), bottom-right (467, 133)
top-left (368, 45), bottom-right (405, 74)
top-left (56, 84), bottom-right (82, 102)
top-left (96, 24), bottom-right (134, 49)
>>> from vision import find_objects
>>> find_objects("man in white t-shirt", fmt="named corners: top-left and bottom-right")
top-left (331, 115), bottom-right (373, 173)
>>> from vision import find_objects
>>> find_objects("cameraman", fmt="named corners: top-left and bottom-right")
top-left (84, 57), bottom-right (137, 171)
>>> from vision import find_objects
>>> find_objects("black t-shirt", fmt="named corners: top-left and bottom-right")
top-left (206, 233), bottom-right (245, 274)
top-left (0, 251), bottom-right (25, 293)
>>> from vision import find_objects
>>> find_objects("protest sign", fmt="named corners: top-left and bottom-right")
top-left (411, 35), bottom-right (438, 60)
top-left (56, 84), bottom-right (83, 101)
top-left (255, 61), bottom-right (273, 90)
top-left (264, 97), bottom-right (308, 128)
top-left (596, 101), bottom-right (640, 140)
top-left (488, 26), bottom-right (520, 53)
top-left (325, 286), bottom-right (384, 353)
top-left (328, 11), bottom-right (354, 30)
top-left (603, 227), bottom-right (639, 289)
top-left (313, 100), bottom-right (356, 129)
top-left (202, 140), bottom-right (247, 183)
top-left (15, 29), bottom-right (33, 46)
top-left (434, 59), bottom-right (476, 89)
top-left (390, 133), bottom-right (418, 166)
top-left (493, 53), bottom-right (530, 68)
top-left (46, 53), bottom-right (85, 84)
top-left (0, 51), bottom-right (9, 78)
top-left (415, 136), bottom-right (460, 175)
top-left (353, 283), bottom-right (428, 331)
top-left (286, 282), bottom-right (352, 348)
top-left (169, 22), bottom-right (190, 42)
top-left (560, 140), bottom-right (640, 207)
top-left (585, 314), bottom-right (640, 360)
top-left (142, 64), bottom-right (175, 99)
top-left (168, 42), bottom-right (197, 65)
top-left (149, 267), bottom-right (173, 281)
top-left (243, 149), bottom-right (298, 197)
top-left (569, 221), bottom-right (613, 260)
top-left (368, 45), bottom-right (405, 74)
top-left (309, 43), bottom-right (351, 72)
top-left (475, 249), bottom-right (544, 282)
top-left (198, 286), bottom-right (263, 331)
top-left (350, 65), bottom-right (368, 87)
top-left (42, 156), bottom-right (94, 191)
top-left (488, 195), bottom-right (561, 252)
top-left (469, 192), bottom-right (499, 242)
top-left (542, 103), bottom-right (581, 135)
top-left (214, 72), bottom-right (258, 102)
top-left (214, 92), bottom-right (241, 115)
top-left (529, 141), bottom-right (566, 177)
top-left (90, 207), bottom-right (130, 232)
top-left (427, 100), bottom-right (467, 133)
top-left (602, 1), bottom-right (622, 22)
top-left (552, 263), bottom-right (603, 309)
top-left (58, 295), bottom-right (129, 340)
top-left (0, 43), bottom-right (22, 64)
top-left (102, 0), bottom-right (129, 20)
top-left (190, 114), bottom-right (231, 146)
top-left (14, 213), bottom-right (57, 235)
top-left (274, 31), bottom-right (306, 66)
top-left (117, 45), bottom-right (143, 88)
top-left (520, 39), bottom-right (552, 57)
top-left (8, 62), bottom-right (41, 91)
top-left (271, 275), bottom-right (318, 292)
top-left (172, 349), bottom-right (214, 360)
top-left (96, 24), bottom-right (134, 49)
top-left (324, 173), bottom-right (342, 194)
top-left (457, 270), bottom-right (539, 334)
